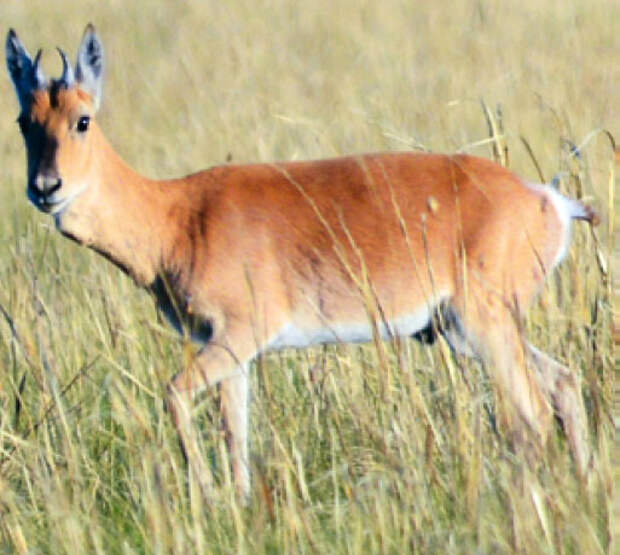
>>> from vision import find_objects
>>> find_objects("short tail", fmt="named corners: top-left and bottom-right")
top-left (527, 183), bottom-right (599, 269)
top-left (566, 199), bottom-right (600, 226)
top-left (528, 182), bottom-right (600, 227)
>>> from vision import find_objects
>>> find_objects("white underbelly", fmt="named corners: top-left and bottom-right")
top-left (267, 307), bottom-right (433, 350)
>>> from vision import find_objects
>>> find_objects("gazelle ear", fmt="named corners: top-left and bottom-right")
top-left (6, 29), bottom-right (46, 109)
top-left (75, 23), bottom-right (104, 111)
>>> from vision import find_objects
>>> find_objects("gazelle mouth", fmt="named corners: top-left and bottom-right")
top-left (43, 197), bottom-right (72, 215)
top-left (29, 191), bottom-right (71, 214)
top-left (28, 182), bottom-right (89, 216)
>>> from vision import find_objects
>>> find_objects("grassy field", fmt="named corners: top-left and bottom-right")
top-left (0, 1), bottom-right (615, 552)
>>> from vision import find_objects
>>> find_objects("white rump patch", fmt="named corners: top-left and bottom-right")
top-left (526, 182), bottom-right (579, 269)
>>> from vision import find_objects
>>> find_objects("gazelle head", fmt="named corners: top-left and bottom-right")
top-left (6, 24), bottom-right (103, 219)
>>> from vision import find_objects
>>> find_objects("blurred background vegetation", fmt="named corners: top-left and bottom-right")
top-left (0, 0), bottom-right (615, 552)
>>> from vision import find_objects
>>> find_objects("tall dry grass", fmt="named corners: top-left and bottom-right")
top-left (0, 0), bottom-right (615, 552)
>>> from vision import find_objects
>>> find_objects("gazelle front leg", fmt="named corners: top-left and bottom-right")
top-left (166, 324), bottom-right (256, 499)
top-left (167, 379), bottom-right (214, 495)
top-left (220, 370), bottom-right (250, 500)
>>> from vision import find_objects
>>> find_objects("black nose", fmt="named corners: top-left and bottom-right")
top-left (31, 175), bottom-right (62, 197)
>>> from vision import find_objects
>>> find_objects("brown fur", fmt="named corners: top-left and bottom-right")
top-left (8, 31), bottom-right (592, 499)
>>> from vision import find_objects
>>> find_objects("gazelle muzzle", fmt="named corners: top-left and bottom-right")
top-left (28, 173), bottom-right (63, 210)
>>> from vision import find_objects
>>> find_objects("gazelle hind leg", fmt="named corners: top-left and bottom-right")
top-left (525, 343), bottom-right (591, 476)
top-left (450, 296), bottom-right (554, 457)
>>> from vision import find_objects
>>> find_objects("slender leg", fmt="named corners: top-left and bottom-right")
top-left (451, 295), bottom-right (554, 456)
top-left (220, 370), bottom-right (251, 501)
top-left (167, 323), bottom-right (256, 498)
top-left (167, 380), bottom-right (214, 495)
top-left (525, 342), bottom-right (591, 476)
top-left (444, 292), bottom-right (590, 475)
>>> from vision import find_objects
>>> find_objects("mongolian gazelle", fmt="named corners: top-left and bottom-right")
top-left (7, 25), bottom-right (595, 500)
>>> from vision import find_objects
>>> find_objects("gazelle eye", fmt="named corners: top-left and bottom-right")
top-left (17, 115), bottom-right (30, 135)
top-left (76, 116), bottom-right (90, 133)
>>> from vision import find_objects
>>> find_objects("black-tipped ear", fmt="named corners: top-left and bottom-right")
top-left (75, 23), bottom-right (104, 111)
top-left (6, 29), bottom-right (46, 109)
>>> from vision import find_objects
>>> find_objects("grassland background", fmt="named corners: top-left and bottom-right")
top-left (0, 0), bottom-right (616, 553)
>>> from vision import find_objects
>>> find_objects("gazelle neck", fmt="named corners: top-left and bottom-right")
top-left (55, 125), bottom-right (185, 287)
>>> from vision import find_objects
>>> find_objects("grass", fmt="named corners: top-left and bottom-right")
top-left (0, 0), bottom-right (615, 552)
